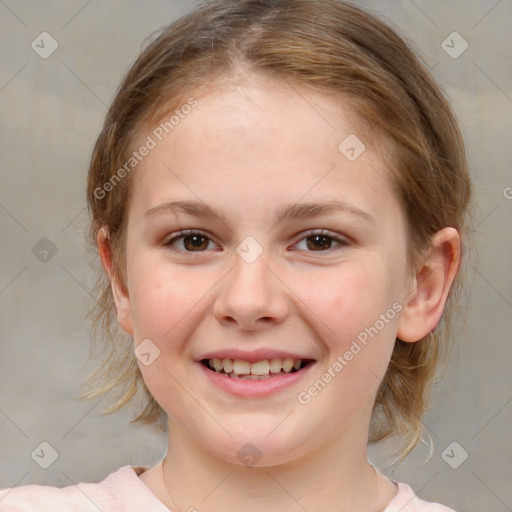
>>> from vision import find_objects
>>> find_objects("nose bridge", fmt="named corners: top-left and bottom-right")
top-left (228, 246), bottom-right (273, 301)
top-left (213, 241), bottom-right (288, 328)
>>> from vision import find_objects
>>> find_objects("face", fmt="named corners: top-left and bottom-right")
top-left (112, 74), bottom-right (413, 466)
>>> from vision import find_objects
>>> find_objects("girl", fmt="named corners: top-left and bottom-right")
top-left (0, 0), bottom-right (472, 510)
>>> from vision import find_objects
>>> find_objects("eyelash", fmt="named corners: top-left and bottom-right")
top-left (164, 229), bottom-right (350, 253)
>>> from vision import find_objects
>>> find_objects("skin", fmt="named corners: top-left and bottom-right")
top-left (97, 72), bottom-right (461, 512)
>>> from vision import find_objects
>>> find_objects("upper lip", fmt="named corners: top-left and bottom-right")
top-left (196, 349), bottom-right (316, 363)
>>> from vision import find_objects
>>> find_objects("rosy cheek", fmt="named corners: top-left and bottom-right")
top-left (321, 269), bottom-right (374, 316)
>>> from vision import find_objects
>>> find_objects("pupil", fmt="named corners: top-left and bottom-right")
top-left (307, 235), bottom-right (331, 251)
top-left (184, 235), bottom-right (208, 251)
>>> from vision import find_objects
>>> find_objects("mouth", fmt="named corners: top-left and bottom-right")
top-left (200, 357), bottom-right (314, 380)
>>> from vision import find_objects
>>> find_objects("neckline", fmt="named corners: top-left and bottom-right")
top-left (122, 465), bottom-right (173, 511)
top-left (126, 463), bottom-right (410, 512)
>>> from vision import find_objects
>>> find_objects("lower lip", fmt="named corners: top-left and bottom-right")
top-left (197, 362), bottom-right (315, 398)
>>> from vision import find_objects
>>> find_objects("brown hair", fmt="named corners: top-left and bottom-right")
top-left (81, 0), bottom-right (472, 462)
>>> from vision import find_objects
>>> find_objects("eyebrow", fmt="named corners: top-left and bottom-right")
top-left (144, 200), bottom-right (375, 224)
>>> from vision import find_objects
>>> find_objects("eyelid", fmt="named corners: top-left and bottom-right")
top-left (165, 229), bottom-right (220, 250)
top-left (165, 228), bottom-right (350, 253)
top-left (290, 229), bottom-right (350, 251)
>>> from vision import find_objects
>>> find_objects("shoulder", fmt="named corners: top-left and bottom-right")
top-left (386, 481), bottom-right (458, 512)
top-left (0, 465), bottom-right (147, 512)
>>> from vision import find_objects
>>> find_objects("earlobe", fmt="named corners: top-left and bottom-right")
top-left (397, 227), bottom-right (461, 343)
top-left (96, 226), bottom-right (134, 336)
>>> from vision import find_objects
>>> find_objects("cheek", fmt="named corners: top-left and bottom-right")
top-left (299, 260), bottom-right (396, 339)
top-left (127, 261), bottom-right (212, 412)
top-left (127, 256), bottom-right (210, 347)
top-left (294, 258), bottom-right (401, 396)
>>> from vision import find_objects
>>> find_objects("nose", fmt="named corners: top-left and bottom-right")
top-left (212, 249), bottom-right (289, 331)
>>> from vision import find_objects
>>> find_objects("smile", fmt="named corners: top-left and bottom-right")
top-left (201, 358), bottom-right (313, 380)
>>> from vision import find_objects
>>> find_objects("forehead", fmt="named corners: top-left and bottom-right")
top-left (128, 76), bottom-right (397, 225)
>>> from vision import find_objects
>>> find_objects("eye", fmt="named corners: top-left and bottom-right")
top-left (165, 230), bottom-right (218, 252)
top-left (293, 230), bottom-right (349, 252)
top-left (164, 229), bottom-right (349, 253)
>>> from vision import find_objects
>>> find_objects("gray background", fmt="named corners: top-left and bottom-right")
top-left (0, 1), bottom-right (511, 510)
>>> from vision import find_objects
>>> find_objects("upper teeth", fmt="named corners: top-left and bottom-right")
top-left (208, 358), bottom-right (303, 375)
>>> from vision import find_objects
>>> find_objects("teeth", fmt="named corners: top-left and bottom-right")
top-left (282, 358), bottom-right (294, 372)
top-left (232, 359), bottom-right (251, 375)
top-left (206, 357), bottom-right (306, 377)
top-left (269, 358), bottom-right (282, 373)
top-left (222, 358), bottom-right (233, 373)
top-left (251, 360), bottom-right (269, 375)
top-left (228, 372), bottom-right (275, 380)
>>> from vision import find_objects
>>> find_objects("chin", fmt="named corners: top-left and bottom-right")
top-left (196, 426), bottom-right (315, 468)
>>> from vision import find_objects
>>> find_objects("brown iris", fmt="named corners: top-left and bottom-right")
top-left (182, 234), bottom-right (210, 251)
top-left (306, 234), bottom-right (335, 251)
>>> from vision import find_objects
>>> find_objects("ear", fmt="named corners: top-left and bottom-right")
top-left (397, 227), bottom-right (461, 343)
top-left (96, 226), bottom-right (134, 336)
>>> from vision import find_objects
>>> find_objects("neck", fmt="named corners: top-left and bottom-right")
top-left (158, 403), bottom-right (397, 512)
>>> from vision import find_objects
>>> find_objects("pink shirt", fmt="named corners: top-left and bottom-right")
top-left (0, 465), bottom-right (457, 511)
